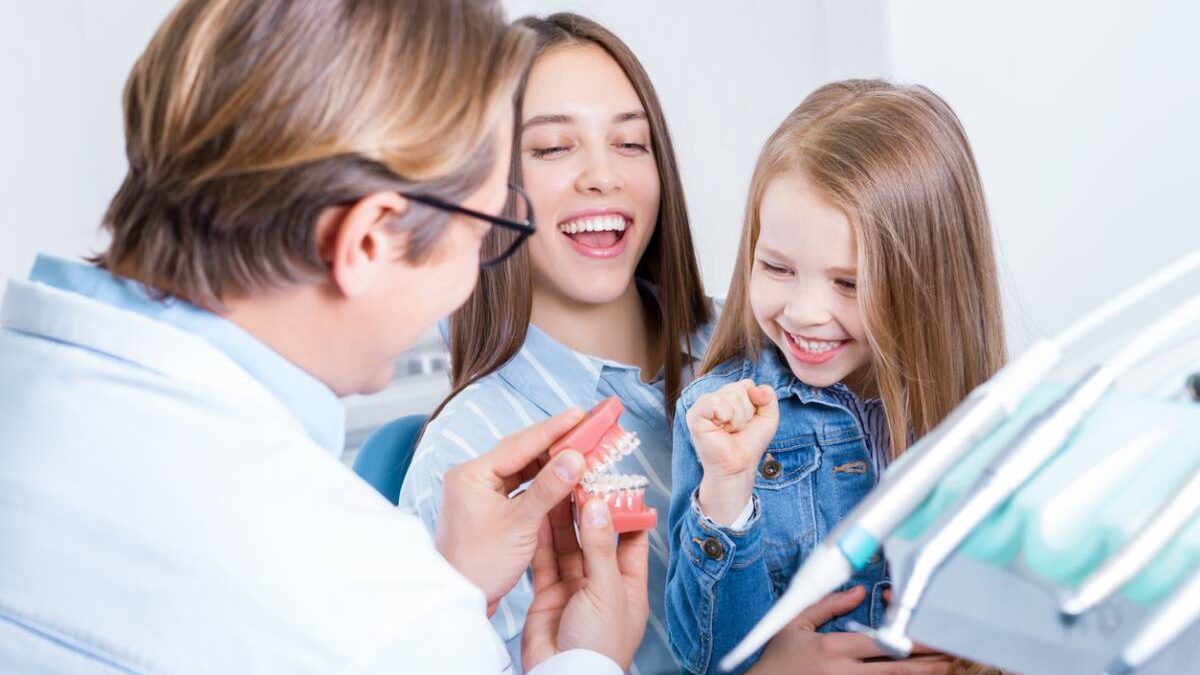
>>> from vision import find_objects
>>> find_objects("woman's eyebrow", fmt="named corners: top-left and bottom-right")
top-left (522, 113), bottom-right (573, 130)
top-left (614, 110), bottom-right (647, 123)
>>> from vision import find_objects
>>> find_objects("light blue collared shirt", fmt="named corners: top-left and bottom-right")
top-left (27, 255), bottom-right (345, 456)
top-left (400, 300), bottom-right (718, 675)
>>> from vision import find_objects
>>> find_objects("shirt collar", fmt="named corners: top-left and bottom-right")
top-left (29, 255), bottom-right (345, 457)
top-left (496, 284), bottom-right (713, 417)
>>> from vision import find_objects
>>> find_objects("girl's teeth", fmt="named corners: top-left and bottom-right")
top-left (791, 335), bottom-right (842, 353)
top-left (557, 215), bottom-right (627, 234)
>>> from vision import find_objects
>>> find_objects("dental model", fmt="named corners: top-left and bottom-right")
top-left (868, 292), bottom-right (1200, 659)
top-left (718, 248), bottom-right (1200, 672)
top-left (549, 397), bottom-right (657, 534)
top-left (1101, 564), bottom-right (1200, 675)
top-left (1059, 464), bottom-right (1200, 623)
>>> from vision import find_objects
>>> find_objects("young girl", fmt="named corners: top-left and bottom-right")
top-left (665, 80), bottom-right (1006, 675)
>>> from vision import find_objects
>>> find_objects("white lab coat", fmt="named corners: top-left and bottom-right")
top-left (0, 275), bottom-right (619, 675)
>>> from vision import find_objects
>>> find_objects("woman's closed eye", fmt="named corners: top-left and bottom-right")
top-left (614, 141), bottom-right (649, 155)
top-left (529, 144), bottom-right (572, 160)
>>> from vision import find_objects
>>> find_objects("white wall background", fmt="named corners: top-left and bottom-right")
top-left (884, 0), bottom-right (1200, 356)
top-left (2, 1), bottom-right (1196, 362)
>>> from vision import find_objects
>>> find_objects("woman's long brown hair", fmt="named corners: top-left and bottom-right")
top-left (433, 13), bottom-right (710, 420)
top-left (702, 80), bottom-right (1007, 461)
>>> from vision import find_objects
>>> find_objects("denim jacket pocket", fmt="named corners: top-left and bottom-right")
top-left (753, 437), bottom-right (818, 491)
top-left (753, 438), bottom-right (821, 596)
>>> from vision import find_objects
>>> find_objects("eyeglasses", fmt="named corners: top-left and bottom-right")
top-left (401, 183), bottom-right (535, 269)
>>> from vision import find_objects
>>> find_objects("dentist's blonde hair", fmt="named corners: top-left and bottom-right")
top-left (96, 0), bottom-right (534, 309)
top-left (702, 80), bottom-right (1006, 462)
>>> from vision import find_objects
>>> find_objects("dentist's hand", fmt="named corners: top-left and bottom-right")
top-left (522, 494), bottom-right (650, 672)
top-left (687, 379), bottom-right (779, 525)
top-left (436, 408), bottom-right (586, 613)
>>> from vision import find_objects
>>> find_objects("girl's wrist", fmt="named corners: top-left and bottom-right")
top-left (697, 473), bottom-right (755, 527)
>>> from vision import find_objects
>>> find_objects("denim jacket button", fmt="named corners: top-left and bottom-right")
top-left (701, 537), bottom-right (725, 561)
top-left (759, 454), bottom-right (781, 479)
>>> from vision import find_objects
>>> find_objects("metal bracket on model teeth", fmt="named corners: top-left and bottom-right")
top-left (581, 473), bottom-right (650, 498)
top-left (584, 431), bottom-right (641, 481)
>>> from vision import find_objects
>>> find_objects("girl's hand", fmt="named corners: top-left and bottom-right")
top-left (747, 587), bottom-right (955, 675)
top-left (686, 379), bottom-right (779, 525)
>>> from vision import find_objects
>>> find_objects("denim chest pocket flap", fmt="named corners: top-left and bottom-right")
top-left (753, 435), bottom-right (819, 490)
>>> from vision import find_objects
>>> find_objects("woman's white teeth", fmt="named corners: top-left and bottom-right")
top-left (791, 335), bottom-right (842, 353)
top-left (557, 215), bottom-right (627, 234)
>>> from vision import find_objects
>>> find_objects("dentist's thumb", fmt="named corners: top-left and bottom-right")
top-left (577, 498), bottom-right (621, 589)
top-left (514, 449), bottom-right (586, 528)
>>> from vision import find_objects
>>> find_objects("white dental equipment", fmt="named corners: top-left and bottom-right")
top-left (1100, 565), bottom-right (1200, 675)
top-left (719, 248), bottom-right (1200, 672)
top-left (869, 291), bottom-right (1200, 658)
top-left (1058, 465), bottom-right (1200, 623)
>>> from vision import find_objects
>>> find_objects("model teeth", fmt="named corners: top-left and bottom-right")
top-left (581, 430), bottom-right (648, 499)
top-left (581, 473), bottom-right (649, 502)
top-left (790, 335), bottom-right (842, 353)
top-left (584, 432), bottom-right (640, 482)
top-left (557, 215), bottom-right (627, 235)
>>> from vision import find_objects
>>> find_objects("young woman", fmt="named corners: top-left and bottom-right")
top-left (398, 13), bottom-right (712, 675)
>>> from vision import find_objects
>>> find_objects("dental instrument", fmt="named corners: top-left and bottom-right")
top-left (718, 248), bottom-right (1200, 672)
top-left (1059, 464), bottom-right (1200, 623)
top-left (1100, 564), bottom-right (1200, 675)
top-left (868, 292), bottom-right (1200, 658)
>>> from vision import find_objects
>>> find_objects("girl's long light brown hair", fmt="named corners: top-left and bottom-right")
top-left (435, 13), bottom-right (710, 419)
top-left (702, 79), bottom-right (1006, 461)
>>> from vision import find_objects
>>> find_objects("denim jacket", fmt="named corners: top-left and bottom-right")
top-left (665, 344), bottom-right (890, 674)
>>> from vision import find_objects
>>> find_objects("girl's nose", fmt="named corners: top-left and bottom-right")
top-left (783, 291), bottom-right (834, 329)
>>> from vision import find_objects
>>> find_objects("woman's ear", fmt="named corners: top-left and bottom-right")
top-left (316, 191), bottom-right (411, 298)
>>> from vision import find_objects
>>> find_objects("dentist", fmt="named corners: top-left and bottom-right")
top-left (0, 0), bottom-right (646, 673)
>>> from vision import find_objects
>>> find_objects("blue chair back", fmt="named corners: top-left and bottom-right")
top-left (352, 414), bottom-right (427, 505)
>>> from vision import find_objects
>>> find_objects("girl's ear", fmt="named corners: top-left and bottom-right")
top-left (316, 192), bottom-right (411, 298)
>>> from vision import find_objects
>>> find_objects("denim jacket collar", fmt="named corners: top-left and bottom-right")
top-left (738, 339), bottom-right (862, 408)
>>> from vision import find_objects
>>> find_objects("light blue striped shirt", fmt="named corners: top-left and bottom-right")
top-left (400, 307), bottom-right (717, 675)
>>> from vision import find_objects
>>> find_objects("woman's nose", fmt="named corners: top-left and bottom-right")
top-left (574, 149), bottom-right (624, 195)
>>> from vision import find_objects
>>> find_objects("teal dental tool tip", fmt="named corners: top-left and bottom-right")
top-left (837, 525), bottom-right (879, 571)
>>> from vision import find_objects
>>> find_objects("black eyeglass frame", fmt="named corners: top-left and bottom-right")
top-left (401, 183), bottom-right (535, 269)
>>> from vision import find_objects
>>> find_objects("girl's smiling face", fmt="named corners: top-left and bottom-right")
top-left (750, 171), bottom-right (873, 389)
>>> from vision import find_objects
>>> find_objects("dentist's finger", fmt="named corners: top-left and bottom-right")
top-left (485, 408), bottom-right (585, 479)
top-left (576, 498), bottom-right (620, 590)
top-left (511, 449), bottom-right (586, 529)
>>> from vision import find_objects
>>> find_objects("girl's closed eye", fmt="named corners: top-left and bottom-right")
top-left (758, 259), bottom-right (792, 276)
top-left (834, 278), bottom-right (857, 293)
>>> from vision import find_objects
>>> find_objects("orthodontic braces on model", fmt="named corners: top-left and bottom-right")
top-left (549, 397), bottom-right (658, 533)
